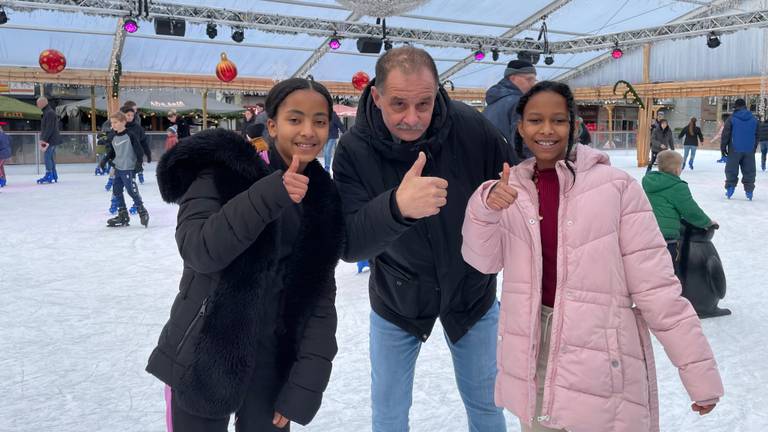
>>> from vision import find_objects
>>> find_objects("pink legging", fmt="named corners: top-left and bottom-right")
top-left (165, 385), bottom-right (173, 432)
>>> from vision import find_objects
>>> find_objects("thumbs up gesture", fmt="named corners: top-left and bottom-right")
top-left (487, 163), bottom-right (517, 211)
top-left (395, 152), bottom-right (449, 219)
top-left (283, 155), bottom-right (309, 204)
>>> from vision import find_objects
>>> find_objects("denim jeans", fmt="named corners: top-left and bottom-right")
top-left (324, 138), bottom-right (338, 172)
top-left (112, 169), bottom-right (143, 208)
top-left (683, 145), bottom-right (697, 167)
top-left (760, 141), bottom-right (768, 170)
top-left (370, 302), bottom-right (506, 432)
top-left (44, 144), bottom-right (57, 173)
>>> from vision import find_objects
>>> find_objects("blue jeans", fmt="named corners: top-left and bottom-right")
top-left (324, 138), bottom-right (337, 171)
top-left (370, 302), bottom-right (505, 432)
top-left (44, 144), bottom-right (57, 173)
top-left (112, 169), bottom-right (143, 208)
top-left (683, 145), bottom-right (697, 167)
top-left (760, 141), bottom-right (768, 170)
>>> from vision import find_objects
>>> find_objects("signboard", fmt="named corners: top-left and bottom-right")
top-left (0, 82), bottom-right (36, 96)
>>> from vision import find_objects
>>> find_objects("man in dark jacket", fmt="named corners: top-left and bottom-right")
top-left (722, 98), bottom-right (758, 199)
top-left (167, 109), bottom-right (190, 139)
top-left (333, 46), bottom-right (511, 432)
top-left (36, 96), bottom-right (62, 184)
top-left (323, 111), bottom-right (346, 172)
top-left (482, 59), bottom-right (536, 160)
top-left (757, 117), bottom-right (768, 171)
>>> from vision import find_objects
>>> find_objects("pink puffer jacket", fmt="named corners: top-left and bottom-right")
top-left (462, 145), bottom-right (723, 432)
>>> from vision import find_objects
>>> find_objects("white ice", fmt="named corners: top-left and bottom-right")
top-left (1, 149), bottom-right (766, 431)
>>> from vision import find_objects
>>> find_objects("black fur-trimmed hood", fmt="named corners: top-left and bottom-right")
top-left (157, 128), bottom-right (269, 204)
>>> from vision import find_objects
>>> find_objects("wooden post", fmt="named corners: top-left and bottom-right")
top-left (90, 86), bottom-right (97, 132)
top-left (202, 89), bottom-right (209, 129)
top-left (605, 104), bottom-right (615, 148)
top-left (636, 44), bottom-right (652, 167)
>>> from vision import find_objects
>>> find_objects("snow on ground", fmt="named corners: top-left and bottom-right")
top-left (1, 149), bottom-right (766, 431)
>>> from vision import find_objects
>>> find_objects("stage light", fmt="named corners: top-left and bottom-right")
top-left (474, 49), bottom-right (485, 61)
top-left (206, 22), bottom-right (217, 39)
top-left (0, 8), bottom-right (8, 25)
top-left (384, 39), bottom-right (393, 51)
top-left (123, 17), bottom-right (138, 33)
top-left (611, 43), bottom-right (623, 59)
top-left (707, 32), bottom-right (721, 49)
top-left (328, 32), bottom-right (341, 50)
top-left (544, 55), bottom-right (554, 65)
top-left (231, 28), bottom-right (244, 43)
top-left (491, 47), bottom-right (499, 61)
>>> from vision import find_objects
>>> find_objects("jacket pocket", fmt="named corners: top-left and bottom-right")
top-left (176, 297), bottom-right (209, 358)
top-left (373, 258), bottom-right (421, 318)
top-left (605, 328), bottom-right (624, 393)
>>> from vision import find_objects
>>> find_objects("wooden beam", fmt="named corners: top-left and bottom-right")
top-left (573, 76), bottom-right (763, 101)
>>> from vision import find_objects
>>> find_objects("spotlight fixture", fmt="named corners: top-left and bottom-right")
top-left (544, 55), bottom-right (554, 65)
top-left (328, 32), bottom-right (341, 50)
top-left (231, 27), bottom-right (244, 43)
top-left (491, 47), bottom-right (499, 62)
top-left (611, 43), bottom-right (623, 59)
top-left (206, 22), bottom-right (217, 39)
top-left (384, 39), bottom-right (393, 51)
top-left (474, 46), bottom-right (485, 61)
top-left (0, 8), bottom-right (8, 25)
top-left (707, 32), bottom-right (721, 49)
top-left (123, 17), bottom-right (138, 33)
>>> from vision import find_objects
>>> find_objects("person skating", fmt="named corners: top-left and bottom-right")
top-left (462, 81), bottom-right (723, 432)
top-left (757, 116), bottom-right (768, 171)
top-left (722, 98), bottom-right (758, 200)
top-left (36, 96), bottom-right (62, 184)
top-left (642, 150), bottom-right (717, 268)
top-left (646, 118), bottom-right (674, 173)
top-left (121, 105), bottom-right (152, 184)
top-left (146, 78), bottom-right (344, 431)
top-left (101, 111), bottom-right (149, 227)
top-left (679, 117), bottom-right (704, 170)
top-left (0, 123), bottom-right (10, 187)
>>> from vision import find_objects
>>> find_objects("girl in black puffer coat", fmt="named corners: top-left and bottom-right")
top-left (146, 78), bottom-right (344, 431)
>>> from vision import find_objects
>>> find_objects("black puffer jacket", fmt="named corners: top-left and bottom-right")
top-left (145, 129), bottom-right (344, 425)
top-left (127, 118), bottom-right (151, 162)
top-left (333, 80), bottom-right (513, 343)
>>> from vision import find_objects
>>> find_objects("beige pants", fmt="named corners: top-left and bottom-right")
top-left (520, 306), bottom-right (566, 432)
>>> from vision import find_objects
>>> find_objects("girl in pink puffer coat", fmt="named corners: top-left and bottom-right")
top-left (462, 81), bottom-right (723, 432)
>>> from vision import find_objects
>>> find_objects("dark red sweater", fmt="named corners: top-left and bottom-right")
top-left (537, 168), bottom-right (560, 307)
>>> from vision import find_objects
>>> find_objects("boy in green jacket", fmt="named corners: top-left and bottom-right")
top-left (642, 150), bottom-right (717, 265)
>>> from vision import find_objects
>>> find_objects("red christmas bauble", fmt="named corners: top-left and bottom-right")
top-left (39, 49), bottom-right (67, 74)
top-left (352, 71), bottom-right (370, 91)
top-left (216, 52), bottom-right (238, 82)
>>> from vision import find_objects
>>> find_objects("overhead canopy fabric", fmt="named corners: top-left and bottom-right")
top-left (64, 89), bottom-right (243, 116)
top-left (0, 0), bottom-right (735, 90)
top-left (0, 95), bottom-right (42, 120)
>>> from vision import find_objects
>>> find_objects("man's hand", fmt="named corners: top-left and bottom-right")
top-left (40, 141), bottom-right (49, 151)
top-left (272, 412), bottom-right (290, 428)
top-left (395, 152), bottom-right (448, 219)
top-left (486, 163), bottom-right (517, 211)
top-left (283, 155), bottom-right (309, 204)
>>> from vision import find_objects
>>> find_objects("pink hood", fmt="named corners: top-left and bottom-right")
top-left (462, 145), bottom-right (723, 432)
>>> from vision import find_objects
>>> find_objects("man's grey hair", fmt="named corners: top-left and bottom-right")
top-left (37, 97), bottom-right (48, 105)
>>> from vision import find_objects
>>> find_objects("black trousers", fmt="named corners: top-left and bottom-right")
top-left (724, 151), bottom-right (756, 192)
top-left (171, 366), bottom-right (289, 432)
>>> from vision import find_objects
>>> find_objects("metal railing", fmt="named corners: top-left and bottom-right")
top-left (587, 131), bottom-right (638, 150)
top-left (3, 132), bottom-right (172, 173)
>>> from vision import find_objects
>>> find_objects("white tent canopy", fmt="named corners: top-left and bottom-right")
top-left (0, 0), bottom-right (766, 90)
top-left (62, 89), bottom-right (243, 115)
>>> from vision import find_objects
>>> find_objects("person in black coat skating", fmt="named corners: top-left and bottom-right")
top-left (146, 78), bottom-right (344, 431)
top-left (678, 221), bottom-right (731, 318)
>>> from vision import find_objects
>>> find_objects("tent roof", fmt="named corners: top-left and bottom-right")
top-left (0, 0), bottom-right (764, 91)
top-left (65, 89), bottom-right (243, 115)
top-left (0, 95), bottom-right (42, 120)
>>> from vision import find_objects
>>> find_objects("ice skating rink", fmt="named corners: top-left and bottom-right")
top-left (1, 149), bottom-right (765, 431)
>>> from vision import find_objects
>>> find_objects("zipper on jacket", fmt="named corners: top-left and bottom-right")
top-left (176, 297), bottom-right (209, 353)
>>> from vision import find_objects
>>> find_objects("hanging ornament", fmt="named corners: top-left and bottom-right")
top-left (215, 52), bottom-right (238, 82)
top-left (352, 71), bottom-right (370, 91)
top-left (39, 49), bottom-right (67, 74)
top-left (335, 0), bottom-right (429, 17)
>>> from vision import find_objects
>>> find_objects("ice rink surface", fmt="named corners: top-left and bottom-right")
top-left (1, 149), bottom-right (766, 431)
